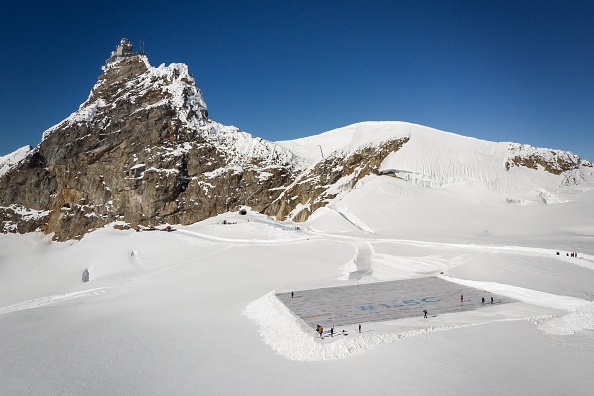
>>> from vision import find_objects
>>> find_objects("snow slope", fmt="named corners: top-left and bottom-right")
top-left (1, 122), bottom-right (594, 395)
top-left (1, 208), bottom-right (593, 394)
top-left (0, 145), bottom-right (31, 177)
top-left (277, 121), bottom-right (593, 201)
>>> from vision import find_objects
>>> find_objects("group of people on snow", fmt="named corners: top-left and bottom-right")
top-left (557, 251), bottom-right (581, 258)
top-left (316, 324), bottom-right (343, 339)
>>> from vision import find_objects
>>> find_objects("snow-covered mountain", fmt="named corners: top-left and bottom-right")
top-left (0, 44), bottom-right (304, 240)
top-left (1, 40), bottom-right (592, 241)
top-left (272, 121), bottom-right (593, 227)
top-left (1, 40), bottom-right (594, 395)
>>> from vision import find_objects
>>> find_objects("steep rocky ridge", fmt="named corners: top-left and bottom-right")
top-left (0, 50), bottom-right (304, 240)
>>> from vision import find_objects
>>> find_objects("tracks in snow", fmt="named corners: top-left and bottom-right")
top-left (0, 287), bottom-right (109, 317)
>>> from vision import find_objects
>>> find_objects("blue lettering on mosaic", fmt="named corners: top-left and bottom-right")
top-left (358, 296), bottom-right (442, 311)
top-left (421, 296), bottom-right (440, 303)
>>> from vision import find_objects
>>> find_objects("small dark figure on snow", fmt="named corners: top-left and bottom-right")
top-left (460, 294), bottom-right (464, 303)
top-left (481, 297), bottom-right (485, 305)
top-left (423, 309), bottom-right (428, 318)
top-left (331, 326), bottom-right (334, 337)
top-left (359, 324), bottom-right (361, 333)
top-left (291, 291), bottom-right (294, 298)
top-left (490, 296), bottom-right (494, 304)
top-left (319, 326), bottom-right (324, 338)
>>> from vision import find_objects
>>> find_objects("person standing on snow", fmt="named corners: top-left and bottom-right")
top-left (460, 294), bottom-right (464, 303)
top-left (481, 297), bottom-right (485, 305)
top-left (423, 309), bottom-right (428, 318)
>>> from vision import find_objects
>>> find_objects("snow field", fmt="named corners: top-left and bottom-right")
top-left (1, 211), bottom-right (593, 394)
top-left (2, 118), bottom-right (594, 393)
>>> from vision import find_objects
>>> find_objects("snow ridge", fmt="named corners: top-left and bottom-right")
top-left (198, 121), bottom-right (307, 170)
top-left (280, 121), bottom-right (593, 204)
top-left (0, 146), bottom-right (31, 177)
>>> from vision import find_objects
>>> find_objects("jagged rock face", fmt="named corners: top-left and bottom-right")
top-left (0, 55), bottom-right (299, 240)
top-left (265, 138), bottom-right (409, 221)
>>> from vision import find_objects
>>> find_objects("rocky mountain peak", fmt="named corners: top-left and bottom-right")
top-left (42, 48), bottom-right (208, 148)
top-left (0, 40), bottom-right (300, 240)
top-left (1, 41), bottom-right (592, 241)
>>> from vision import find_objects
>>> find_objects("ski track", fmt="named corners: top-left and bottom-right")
top-left (0, 287), bottom-right (109, 317)
top-left (180, 215), bottom-right (594, 275)
top-left (331, 207), bottom-right (374, 233)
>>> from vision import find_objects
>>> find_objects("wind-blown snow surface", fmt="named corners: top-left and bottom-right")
top-left (2, 122), bottom-right (594, 394)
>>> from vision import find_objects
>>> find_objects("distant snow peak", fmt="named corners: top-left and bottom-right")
top-left (0, 146), bottom-right (32, 177)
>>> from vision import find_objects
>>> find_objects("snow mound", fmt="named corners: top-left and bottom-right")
top-left (540, 302), bottom-right (594, 335)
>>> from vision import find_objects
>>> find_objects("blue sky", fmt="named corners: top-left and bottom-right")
top-left (1, 1), bottom-right (593, 160)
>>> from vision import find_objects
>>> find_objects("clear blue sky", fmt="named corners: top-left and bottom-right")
top-left (1, 1), bottom-right (593, 160)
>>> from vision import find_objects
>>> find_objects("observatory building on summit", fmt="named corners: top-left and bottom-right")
top-left (105, 38), bottom-right (144, 64)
